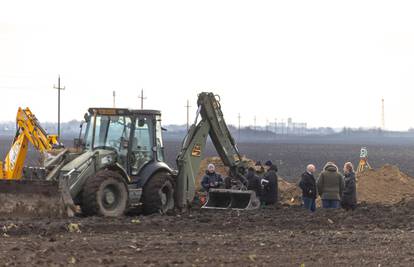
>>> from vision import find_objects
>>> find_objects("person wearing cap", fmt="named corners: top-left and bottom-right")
top-left (201, 163), bottom-right (224, 192)
top-left (299, 164), bottom-right (317, 212)
top-left (260, 160), bottom-right (278, 206)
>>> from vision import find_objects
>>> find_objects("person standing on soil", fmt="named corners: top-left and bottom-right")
top-left (341, 162), bottom-right (357, 211)
top-left (299, 164), bottom-right (317, 212)
top-left (201, 164), bottom-right (224, 192)
top-left (246, 167), bottom-right (262, 198)
top-left (317, 162), bottom-right (344, 209)
top-left (260, 160), bottom-right (278, 206)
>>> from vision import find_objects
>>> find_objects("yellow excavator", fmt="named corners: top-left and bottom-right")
top-left (0, 107), bottom-right (61, 180)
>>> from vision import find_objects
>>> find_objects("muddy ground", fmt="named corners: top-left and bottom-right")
top-left (1, 201), bottom-right (414, 267)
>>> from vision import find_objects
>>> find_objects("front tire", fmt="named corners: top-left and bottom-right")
top-left (81, 170), bottom-right (128, 217)
top-left (143, 172), bottom-right (175, 215)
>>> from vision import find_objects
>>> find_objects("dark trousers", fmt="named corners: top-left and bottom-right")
top-left (341, 202), bottom-right (356, 211)
top-left (322, 199), bottom-right (340, 209)
top-left (303, 197), bottom-right (316, 212)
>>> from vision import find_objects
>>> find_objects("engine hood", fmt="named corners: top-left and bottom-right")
top-left (60, 149), bottom-right (115, 172)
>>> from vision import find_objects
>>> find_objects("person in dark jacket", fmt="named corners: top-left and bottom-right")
top-left (246, 167), bottom-right (261, 197)
top-left (341, 162), bottom-right (357, 211)
top-left (261, 160), bottom-right (278, 205)
top-left (201, 164), bottom-right (224, 192)
top-left (317, 162), bottom-right (344, 209)
top-left (299, 164), bottom-right (317, 212)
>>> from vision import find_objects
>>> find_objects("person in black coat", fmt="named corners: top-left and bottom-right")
top-left (299, 164), bottom-right (317, 212)
top-left (201, 164), bottom-right (224, 192)
top-left (261, 160), bottom-right (278, 205)
top-left (341, 162), bottom-right (357, 210)
top-left (246, 167), bottom-right (261, 197)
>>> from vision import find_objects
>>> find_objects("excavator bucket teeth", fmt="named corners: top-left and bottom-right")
top-left (202, 189), bottom-right (260, 210)
top-left (0, 179), bottom-right (75, 219)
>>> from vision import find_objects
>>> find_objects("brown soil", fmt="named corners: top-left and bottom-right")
top-left (357, 164), bottom-right (414, 204)
top-left (1, 202), bottom-right (414, 267)
top-left (1, 158), bottom-right (414, 266)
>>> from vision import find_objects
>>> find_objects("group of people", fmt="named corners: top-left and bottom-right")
top-left (200, 160), bottom-right (357, 212)
top-left (201, 160), bottom-right (279, 206)
top-left (299, 162), bottom-right (357, 212)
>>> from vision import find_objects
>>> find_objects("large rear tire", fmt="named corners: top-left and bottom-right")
top-left (81, 170), bottom-right (128, 217)
top-left (143, 172), bottom-right (175, 215)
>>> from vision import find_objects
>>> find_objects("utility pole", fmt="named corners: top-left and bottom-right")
top-left (185, 100), bottom-right (191, 131)
top-left (254, 116), bottom-right (257, 131)
top-left (138, 89), bottom-right (147, 109)
top-left (53, 75), bottom-right (65, 141)
top-left (238, 113), bottom-right (241, 141)
top-left (113, 91), bottom-right (116, 108)
top-left (381, 97), bottom-right (385, 130)
top-left (274, 118), bottom-right (277, 135)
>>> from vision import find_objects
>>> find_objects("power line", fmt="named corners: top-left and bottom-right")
top-left (138, 88), bottom-right (147, 109)
top-left (53, 75), bottom-right (65, 141)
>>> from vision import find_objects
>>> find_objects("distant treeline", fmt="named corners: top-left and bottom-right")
top-left (1, 121), bottom-right (414, 145)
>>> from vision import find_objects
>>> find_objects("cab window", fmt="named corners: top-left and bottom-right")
top-left (130, 117), bottom-right (153, 175)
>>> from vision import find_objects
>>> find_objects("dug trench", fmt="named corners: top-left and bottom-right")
top-left (1, 160), bottom-right (414, 266)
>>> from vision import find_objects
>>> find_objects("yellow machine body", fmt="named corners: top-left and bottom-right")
top-left (0, 107), bottom-right (60, 180)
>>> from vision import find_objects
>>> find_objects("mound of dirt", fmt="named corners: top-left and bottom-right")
top-left (197, 157), bottom-right (302, 205)
top-left (357, 164), bottom-right (414, 204)
top-left (278, 179), bottom-right (302, 205)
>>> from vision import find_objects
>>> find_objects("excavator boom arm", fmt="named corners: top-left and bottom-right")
top-left (175, 93), bottom-right (246, 208)
top-left (1, 107), bottom-right (60, 179)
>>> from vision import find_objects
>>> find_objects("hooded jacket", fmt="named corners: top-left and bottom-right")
top-left (201, 171), bottom-right (224, 191)
top-left (317, 163), bottom-right (344, 200)
top-left (341, 171), bottom-right (357, 207)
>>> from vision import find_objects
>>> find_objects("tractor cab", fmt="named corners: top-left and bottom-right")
top-left (82, 108), bottom-right (165, 178)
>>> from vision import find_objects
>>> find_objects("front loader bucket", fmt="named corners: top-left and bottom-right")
top-left (202, 189), bottom-right (260, 210)
top-left (0, 178), bottom-right (75, 219)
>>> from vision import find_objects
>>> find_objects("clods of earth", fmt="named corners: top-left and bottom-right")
top-left (1, 158), bottom-right (414, 266)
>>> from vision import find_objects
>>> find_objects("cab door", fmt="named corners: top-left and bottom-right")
top-left (129, 116), bottom-right (154, 177)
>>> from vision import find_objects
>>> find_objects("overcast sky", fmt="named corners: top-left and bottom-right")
top-left (1, 0), bottom-right (414, 130)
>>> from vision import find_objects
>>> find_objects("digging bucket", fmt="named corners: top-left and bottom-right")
top-left (0, 178), bottom-right (75, 219)
top-left (202, 189), bottom-right (260, 210)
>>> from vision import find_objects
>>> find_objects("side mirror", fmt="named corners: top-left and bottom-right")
top-left (84, 113), bottom-right (90, 123)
